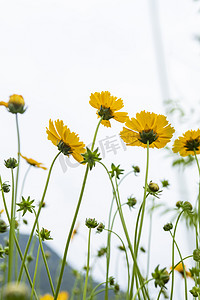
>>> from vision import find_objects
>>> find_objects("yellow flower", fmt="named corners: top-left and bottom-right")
top-left (0, 94), bottom-right (25, 114)
top-left (40, 291), bottom-right (69, 300)
top-left (89, 91), bottom-right (128, 127)
top-left (120, 111), bottom-right (175, 148)
top-left (171, 263), bottom-right (191, 278)
top-left (20, 154), bottom-right (47, 170)
top-left (46, 119), bottom-right (86, 162)
top-left (172, 129), bottom-right (200, 157)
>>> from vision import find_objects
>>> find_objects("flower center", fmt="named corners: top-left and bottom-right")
top-left (184, 138), bottom-right (200, 151)
top-left (57, 140), bottom-right (72, 155)
top-left (139, 129), bottom-right (158, 145)
top-left (98, 105), bottom-right (114, 120)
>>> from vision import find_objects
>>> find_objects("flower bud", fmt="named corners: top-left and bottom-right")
top-left (85, 218), bottom-right (98, 229)
top-left (127, 197), bottom-right (137, 209)
top-left (132, 165), bottom-right (140, 175)
top-left (176, 201), bottom-right (182, 208)
top-left (4, 158), bottom-right (18, 169)
top-left (0, 219), bottom-right (7, 233)
top-left (163, 222), bottom-right (173, 231)
top-left (190, 286), bottom-right (200, 297)
top-left (148, 181), bottom-right (159, 192)
top-left (96, 222), bottom-right (105, 233)
top-left (182, 201), bottom-right (193, 211)
top-left (1, 182), bottom-right (10, 193)
top-left (97, 247), bottom-right (107, 257)
top-left (8, 94), bottom-right (26, 114)
top-left (109, 276), bottom-right (115, 286)
top-left (3, 282), bottom-right (30, 300)
top-left (193, 249), bottom-right (200, 262)
top-left (114, 283), bottom-right (120, 293)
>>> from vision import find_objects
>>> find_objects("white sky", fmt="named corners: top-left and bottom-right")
top-left (0, 0), bottom-right (200, 297)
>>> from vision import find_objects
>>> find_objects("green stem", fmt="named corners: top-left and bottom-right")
top-left (91, 117), bottom-right (103, 150)
top-left (170, 210), bottom-right (184, 300)
top-left (105, 228), bottom-right (130, 300)
top-left (31, 244), bottom-right (40, 300)
top-left (133, 278), bottom-right (154, 300)
top-left (8, 169), bottom-right (15, 282)
top-left (130, 141), bottom-right (150, 299)
top-left (169, 230), bottom-right (188, 300)
top-left (146, 198), bottom-right (154, 280)
top-left (15, 113), bottom-right (21, 206)
top-left (194, 149), bottom-right (200, 235)
top-left (54, 118), bottom-right (102, 300)
top-left (105, 170), bottom-right (133, 300)
top-left (88, 281), bottom-right (106, 300)
top-left (98, 161), bottom-right (150, 300)
top-left (0, 177), bottom-right (38, 299)
top-left (18, 151), bottom-right (61, 282)
top-left (35, 210), bottom-right (55, 296)
top-left (83, 228), bottom-right (91, 300)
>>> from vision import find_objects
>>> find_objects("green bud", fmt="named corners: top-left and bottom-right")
top-left (85, 218), bottom-right (98, 229)
top-left (176, 201), bottom-right (182, 208)
top-left (37, 228), bottom-right (53, 241)
top-left (114, 283), bottom-right (120, 293)
top-left (182, 201), bottom-right (193, 211)
top-left (190, 286), bottom-right (200, 297)
top-left (127, 196), bottom-right (137, 209)
top-left (97, 247), bottom-right (107, 257)
top-left (4, 158), bottom-right (18, 169)
top-left (132, 165), bottom-right (140, 175)
top-left (148, 181), bottom-right (159, 192)
top-left (152, 265), bottom-right (170, 288)
top-left (109, 276), bottom-right (115, 286)
top-left (81, 148), bottom-right (101, 170)
top-left (27, 254), bottom-right (34, 263)
top-left (109, 163), bottom-right (124, 179)
top-left (163, 222), bottom-right (173, 231)
top-left (161, 179), bottom-right (170, 188)
top-left (193, 249), bottom-right (200, 262)
top-left (0, 219), bottom-right (7, 233)
top-left (96, 222), bottom-right (105, 233)
top-left (1, 182), bottom-right (10, 193)
top-left (98, 105), bottom-right (114, 120)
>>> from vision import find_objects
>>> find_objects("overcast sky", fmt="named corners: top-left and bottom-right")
top-left (0, 0), bottom-right (200, 296)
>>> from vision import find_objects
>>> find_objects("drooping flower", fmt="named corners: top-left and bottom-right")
top-left (20, 154), bottom-right (47, 170)
top-left (172, 262), bottom-right (191, 278)
top-left (46, 119), bottom-right (86, 163)
top-left (0, 94), bottom-right (26, 114)
top-left (89, 91), bottom-right (128, 127)
top-left (40, 291), bottom-right (69, 300)
top-left (120, 111), bottom-right (175, 148)
top-left (172, 129), bottom-right (200, 157)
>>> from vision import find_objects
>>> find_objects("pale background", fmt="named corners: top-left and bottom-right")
top-left (0, 0), bottom-right (200, 298)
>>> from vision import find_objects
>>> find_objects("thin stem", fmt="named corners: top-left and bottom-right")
top-left (15, 113), bottom-right (21, 206)
top-left (130, 141), bottom-right (150, 298)
top-left (31, 244), bottom-right (40, 300)
top-left (133, 278), bottom-right (154, 300)
top-left (146, 198), bottom-right (154, 280)
top-left (35, 210), bottom-right (55, 296)
top-left (98, 161), bottom-right (150, 300)
top-left (105, 228), bottom-right (130, 300)
top-left (170, 210), bottom-right (184, 300)
top-left (194, 149), bottom-right (200, 235)
top-left (0, 177), bottom-right (38, 299)
top-left (54, 118), bottom-right (102, 300)
top-left (88, 281), bottom-right (106, 300)
top-left (83, 228), bottom-right (91, 300)
top-left (91, 117), bottom-right (103, 151)
top-left (18, 151), bottom-right (61, 282)
top-left (169, 230), bottom-right (188, 300)
top-left (105, 170), bottom-right (133, 300)
top-left (8, 169), bottom-right (15, 282)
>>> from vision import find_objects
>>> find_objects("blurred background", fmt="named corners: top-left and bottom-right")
top-left (0, 0), bottom-right (200, 298)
